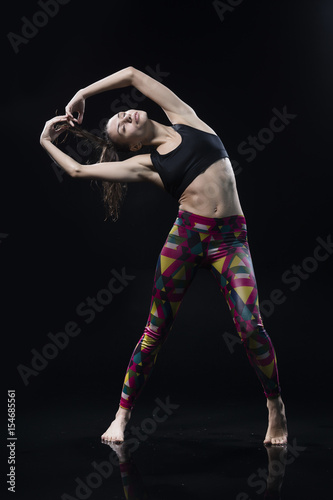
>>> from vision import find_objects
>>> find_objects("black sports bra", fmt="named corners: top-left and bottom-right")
top-left (150, 123), bottom-right (229, 200)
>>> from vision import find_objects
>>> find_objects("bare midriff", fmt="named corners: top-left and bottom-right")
top-left (178, 157), bottom-right (244, 218)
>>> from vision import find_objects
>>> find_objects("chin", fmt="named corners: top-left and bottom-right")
top-left (139, 110), bottom-right (148, 121)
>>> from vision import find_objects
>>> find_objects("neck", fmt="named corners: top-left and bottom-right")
top-left (142, 120), bottom-right (175, 148)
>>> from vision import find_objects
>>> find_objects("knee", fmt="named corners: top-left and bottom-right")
top-left (146, 309), bottom-right (173, 337)
top-left (141, 324), bottom-right (168, 351)
top-left (236, 319), bottom-right (267, 346)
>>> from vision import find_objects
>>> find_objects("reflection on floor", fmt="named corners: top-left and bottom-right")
top-left (106, 440), bottom-right (289, 499)
top-left (18, 396), bottom-right (332, 499)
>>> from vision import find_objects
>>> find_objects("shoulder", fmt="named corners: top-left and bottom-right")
top-left (170, 113), bottom-right (218, 136)
top-left (131, 153), bottom-right (154, 167)
top-left (123, 153), bottom-right (154, 173)
top-left (126, 153), bottom-right (164, 188)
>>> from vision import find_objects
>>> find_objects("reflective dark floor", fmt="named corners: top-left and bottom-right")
top-left (17, 393), bottom-right (332, 499)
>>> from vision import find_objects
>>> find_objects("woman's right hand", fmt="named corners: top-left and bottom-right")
top-left (40, 115), bottom-right (69, 145)
top-left (65, 90), bottom-right (86, 125)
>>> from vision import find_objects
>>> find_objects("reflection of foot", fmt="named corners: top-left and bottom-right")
top-left (264, 396), bottom-right (288, 446)
top-left (108, 441), bottom-right (131, 464)
top-left (111, 444), bottom-right (148, 500)
top-left (265, 446), bottom-right (287, 499)
top-left (101, 407), bottom-right (131, 444)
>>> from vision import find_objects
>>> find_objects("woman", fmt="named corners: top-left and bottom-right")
top-left (40, 66), bottom-right (288, 446)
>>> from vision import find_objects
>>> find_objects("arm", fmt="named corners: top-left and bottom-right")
top-left (66, 66), bottom-right (196, 125)
top-left (40, 115), bottom-right (80, 176)
top-left (73, 155), bottom-right (159, 183)
top-left (40, 116), bottom-right (162, 185)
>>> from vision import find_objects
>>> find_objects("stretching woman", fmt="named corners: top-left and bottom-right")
top-left (40, 66), bottom-right (288, 445)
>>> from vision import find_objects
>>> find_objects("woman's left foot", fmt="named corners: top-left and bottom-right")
top-left (264, 395), bottom-right (288, 446)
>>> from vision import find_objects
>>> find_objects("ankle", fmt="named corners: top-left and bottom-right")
top-left (267, 395), bottom-right (283, 409)
top-left (116, 406), bottom-right (131, 421)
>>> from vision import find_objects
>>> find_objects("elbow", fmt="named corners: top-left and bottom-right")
top-left (70, 163), bottom-right (82, 178)
top-left (126, 66), bottom-right (137, 85)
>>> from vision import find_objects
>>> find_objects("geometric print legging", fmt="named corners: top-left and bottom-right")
top-left (119, 210), bottom-right (281, 410)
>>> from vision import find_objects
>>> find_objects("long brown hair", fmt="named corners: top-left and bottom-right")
top-left (59, 122), bottom-right (127, 221)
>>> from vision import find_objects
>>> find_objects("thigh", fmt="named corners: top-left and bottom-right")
top-left (210, 241), bottom-right (263, 336)
top-left (147, 220), bottom-right (201, 334)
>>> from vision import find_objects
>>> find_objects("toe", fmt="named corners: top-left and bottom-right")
top-left (101, 433), bottom-right (112, 442)
top-left (271, 436), bottom-right (287, 446)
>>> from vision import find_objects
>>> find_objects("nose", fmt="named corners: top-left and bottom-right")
top-left (121, 113), bottom-right (132, 124)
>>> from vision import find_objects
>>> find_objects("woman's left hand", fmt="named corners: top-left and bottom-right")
top-left (40, 115), bottom-right (69, 144)
top-left (65, 90), bottom-right (85, 125)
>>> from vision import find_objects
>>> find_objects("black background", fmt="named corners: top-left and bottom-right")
top-left (2, 0), bottom-right (333, 498)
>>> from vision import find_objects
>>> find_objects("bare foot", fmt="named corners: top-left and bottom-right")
top-left (101, 407), bottom-right (131, 443)
top-left (264, 395), bottom-right (288, 446)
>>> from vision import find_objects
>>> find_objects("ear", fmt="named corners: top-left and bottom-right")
top-left (129, 142), bottom-right (142, 152)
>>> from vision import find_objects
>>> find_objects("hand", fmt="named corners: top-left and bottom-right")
top-left (40, 115), bottom-right (69, 144)
top-left (65, 90), bottom-right (85, 125)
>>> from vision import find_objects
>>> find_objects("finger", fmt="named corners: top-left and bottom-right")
top-left (53, 122), bottom-right (68, 132)
top-left (52, 114), bottom-right (68, 123)
top-left (76, 112), bottom-right (83, 125)
top-left (65, 106), bottom-right (73, 119)
top-left (54, 115), bottom-right (74, 128)
top-left (67, 116), bottom-right (79, 127)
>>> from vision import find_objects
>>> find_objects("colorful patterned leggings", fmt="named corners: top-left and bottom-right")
top-left (119, 210), bottom-right (281, 410)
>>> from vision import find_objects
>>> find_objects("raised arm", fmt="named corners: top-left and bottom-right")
top-left (40, 115), bottom-right (162, 186)
top-left (65, 66), bottom-right (196, 125)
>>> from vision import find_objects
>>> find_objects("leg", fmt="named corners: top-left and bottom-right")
top-left (102, 217), bottom-right (201, 442)
top-left (210, 235), bottom-right (287, 444)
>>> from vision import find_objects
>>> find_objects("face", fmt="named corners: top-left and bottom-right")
top-left (106, 109), bottom-right (149, 150)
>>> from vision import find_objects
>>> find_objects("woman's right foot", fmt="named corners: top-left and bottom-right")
top-left (101, 407), bottom-right (131, 443)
